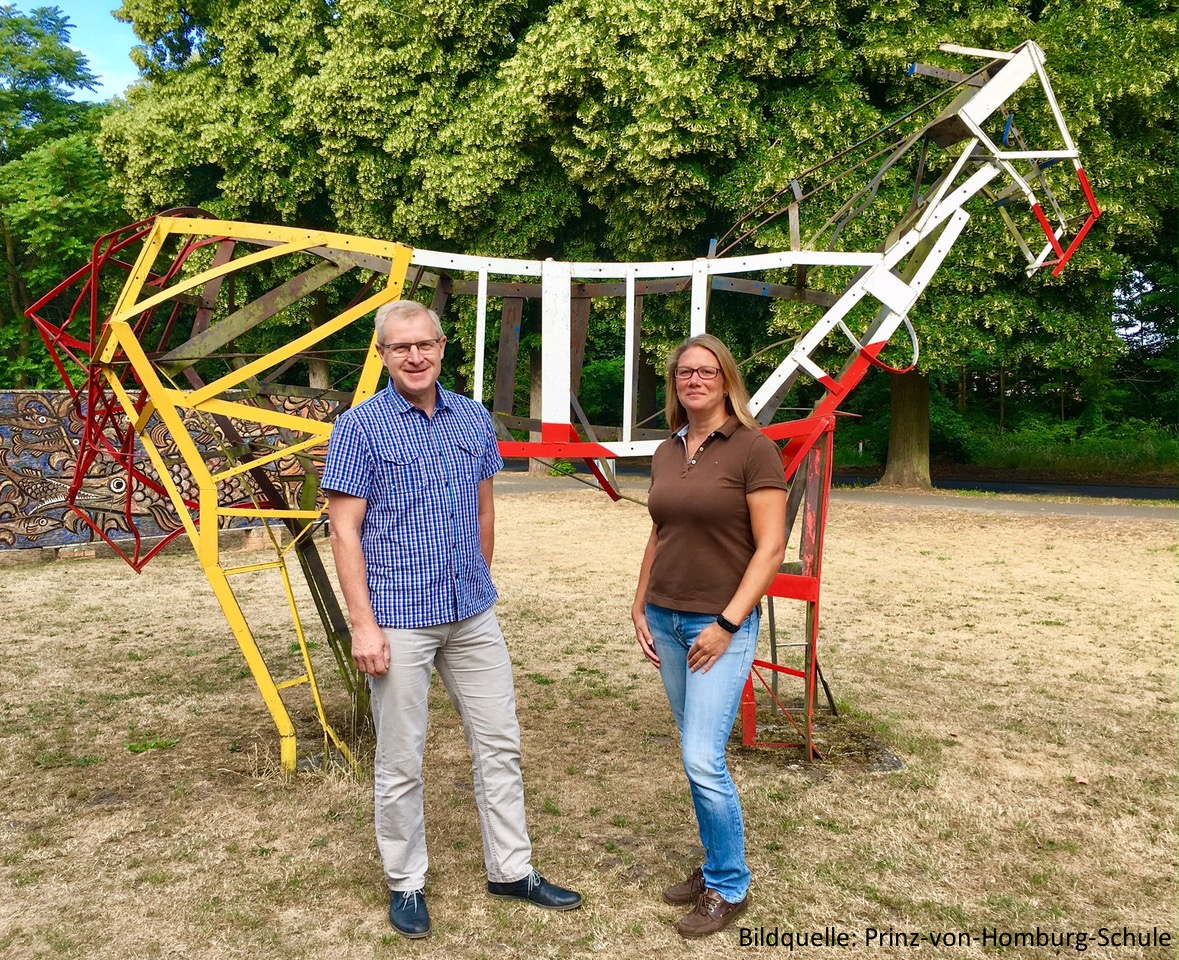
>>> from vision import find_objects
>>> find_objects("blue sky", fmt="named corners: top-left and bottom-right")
top-left (50, 1), bottom-right (140, 101)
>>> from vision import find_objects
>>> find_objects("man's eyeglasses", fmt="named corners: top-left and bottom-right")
top-left (379, 337), bottom-right (445, 358)
top-left (674, 365), bottom-right (720, 381)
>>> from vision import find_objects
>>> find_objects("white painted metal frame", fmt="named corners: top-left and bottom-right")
top-left (399, 41), bottom-right (1089, 458)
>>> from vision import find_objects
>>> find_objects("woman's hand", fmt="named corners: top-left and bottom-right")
top-left (687, 621), bottom-right (733, 673)
top-left (632, 602), bottom-right (660, 668)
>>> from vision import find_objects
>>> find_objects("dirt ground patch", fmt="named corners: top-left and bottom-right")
top-left (1, 489), bottom-right (1175, 959)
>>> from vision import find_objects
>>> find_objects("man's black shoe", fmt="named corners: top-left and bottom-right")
top-left (487, 870), bottom-right (583, 910)
top-left (389, 888), bottom-right (431, 938)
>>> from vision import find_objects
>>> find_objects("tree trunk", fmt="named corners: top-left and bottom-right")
top-left (1, 216), bottom-right (24, 331)
top-left (527, 344), bottom-right (547, 476)
top-left (998, 366), bottom-right (1006, 433)
top-left (307, 292), bottom-right (331, 390)
top-left (2, 216), bottom-right (35, 387)
top-left (630, 295), bottom-right (659, 431)
top-left (878, 370), bottom-right (931, 489)
top-left (637, 351), bottom-right (659, 428)
top-left (307, 359), bottom-right (330, 390)
top-left (14, 315), bottom-right (33, 387)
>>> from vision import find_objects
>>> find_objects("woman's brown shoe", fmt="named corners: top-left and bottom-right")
top-left (675, 888), bottom-right (749, 938)
top-left (662, 866), bottom-right (704, 905)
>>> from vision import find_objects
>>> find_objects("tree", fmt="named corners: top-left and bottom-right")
top-left (1112, 221), bottom-right (1178, 427)
top-left (0, 4), bottom-right (127, 387)
top-left (0, 121), bottom-right (127, 385)
top-left (862, 1), bottom-right (1178, 484)
top-left (0, 2), bottom-right (96, 157)
top-left (98, 0), bottom-right (1176, 465)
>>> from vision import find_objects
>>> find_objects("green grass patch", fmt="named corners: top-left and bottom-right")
top-left (33, 750), bottom-right (103, 769)
top-left (972, 428), bottom-right (1177, 475)
top-left (124, 734), bottom-right (181, 754)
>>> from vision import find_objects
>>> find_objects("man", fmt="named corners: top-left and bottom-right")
top-left (321, 300), bottom-right (582, 938)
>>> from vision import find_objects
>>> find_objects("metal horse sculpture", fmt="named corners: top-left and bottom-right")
top-left (29, 41), bottom-right (1098, 769)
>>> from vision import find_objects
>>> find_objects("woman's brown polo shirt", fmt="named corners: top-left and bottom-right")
top-left (645, 416), bottom-right (788, 614)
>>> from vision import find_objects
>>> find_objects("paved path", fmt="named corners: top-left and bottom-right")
top-left (495, 470), bottom-right (1178, 521)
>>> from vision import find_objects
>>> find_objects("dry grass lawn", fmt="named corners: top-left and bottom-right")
top-left (0, 488), bottom-right (1175, 959)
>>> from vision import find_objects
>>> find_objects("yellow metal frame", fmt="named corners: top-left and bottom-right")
top-left (95, 218), bottom-right (415, 772)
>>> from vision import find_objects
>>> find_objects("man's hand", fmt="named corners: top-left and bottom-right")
top-left (327, 491), bottom-right (390, 677)
top-left (351, 621), bottom-right (390, 677)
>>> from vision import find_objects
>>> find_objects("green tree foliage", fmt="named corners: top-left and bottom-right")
top-left (0, 4), bottom-right (128, 387)
top-left (98, 0), bottom-right (1175, 452)
top-left (104, 0), bottom-right (337, 224)
top-left (0, 2), bottom-right (95, 157)
top-left (1112, 223), bottom-right (1178, 426)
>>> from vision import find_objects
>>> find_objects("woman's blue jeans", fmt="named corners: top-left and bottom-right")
top-left (647, 602), bottom-right (759, 903)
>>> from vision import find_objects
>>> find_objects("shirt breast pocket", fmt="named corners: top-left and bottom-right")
top-left (376, 448), bottom-right (427, 502)
top-left (452, 439), bottom-right (484, 486)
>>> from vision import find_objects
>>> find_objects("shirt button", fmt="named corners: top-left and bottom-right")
top-left (689, 459), bottom-right (696, 464)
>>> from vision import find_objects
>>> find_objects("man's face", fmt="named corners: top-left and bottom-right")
top-left (377, 309), bottom-right (447, 406)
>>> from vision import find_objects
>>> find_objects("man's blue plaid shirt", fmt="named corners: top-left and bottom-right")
top-left (321, 379), bottom-right (504, 629)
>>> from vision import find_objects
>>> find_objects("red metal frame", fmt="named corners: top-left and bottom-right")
top-left (740, 417), bottom-right (836, 759)
top-left (26, 209), bottom-right (230, 569)
top-left (498, 422), bottom-right (622, 500)
top-left (1032, 167), bottom-right (1102, 277)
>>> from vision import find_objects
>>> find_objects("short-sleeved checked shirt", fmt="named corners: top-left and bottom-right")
top-left (321, 379), bottom-right (504, 629)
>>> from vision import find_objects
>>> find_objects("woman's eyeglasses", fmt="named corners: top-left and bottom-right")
top-left (673, 366), bottom-right (720, 381)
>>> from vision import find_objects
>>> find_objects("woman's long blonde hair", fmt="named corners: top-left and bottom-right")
top-left (664, 334), bottom-right (759, 432)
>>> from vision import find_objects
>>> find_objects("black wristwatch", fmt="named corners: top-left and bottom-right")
top-left (716, 613), bottom-right (740, 634)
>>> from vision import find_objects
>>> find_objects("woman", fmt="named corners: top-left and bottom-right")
top-left (631, 334), bottom-right (788, 938)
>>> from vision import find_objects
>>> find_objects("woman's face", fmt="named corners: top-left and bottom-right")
top-left (674, 345), bottom-right (727, 423)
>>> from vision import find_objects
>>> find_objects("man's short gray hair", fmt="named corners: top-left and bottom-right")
top-left (375, 300), bottom-right (444, 343)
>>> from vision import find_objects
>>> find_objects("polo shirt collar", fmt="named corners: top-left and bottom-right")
top-left (675, 414), bottom-right (740, 447)
top-left (675, 414), bottom-right (740, 438)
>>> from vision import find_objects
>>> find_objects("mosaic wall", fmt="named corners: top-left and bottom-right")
top-left (0, 391), bottom-right (329, 551)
